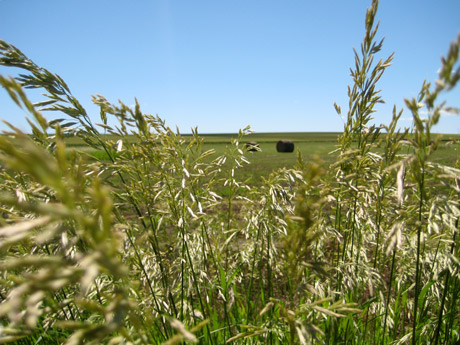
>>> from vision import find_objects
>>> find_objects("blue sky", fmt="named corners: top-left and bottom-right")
top-left (1, 0), bottom-right (459, 134)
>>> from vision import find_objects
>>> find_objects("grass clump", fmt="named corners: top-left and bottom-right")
top-left (1, 0), bottom-right (460, 344)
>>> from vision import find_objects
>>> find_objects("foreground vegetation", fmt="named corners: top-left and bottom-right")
top-left (1, 0), bottom-right (460, 344)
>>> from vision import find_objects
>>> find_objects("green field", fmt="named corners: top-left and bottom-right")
top-left (199, 132), bottom-right (341, 185)
top-left (66, 131), bottom-right (460, 186)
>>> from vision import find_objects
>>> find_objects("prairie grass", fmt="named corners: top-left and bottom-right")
top-left (1, 0), bottom-right (460, 344)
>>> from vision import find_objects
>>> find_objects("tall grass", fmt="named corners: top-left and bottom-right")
top-left (1, 0), bottom-right (460, 343)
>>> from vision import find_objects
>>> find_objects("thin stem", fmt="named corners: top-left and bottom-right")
top-left (382, 246), bottom-right (397, 344)
top-left (246, 222), bottom-right (263, 322)
top-left (412, 167), bottom-right (425, 345)
top-left (433, 219), bottom-right (458, 345)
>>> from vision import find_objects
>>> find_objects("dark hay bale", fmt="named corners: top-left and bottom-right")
top-left (276, 140), bottom-right (294, 153)
top-left (245, 141), bottom-right (260, 152)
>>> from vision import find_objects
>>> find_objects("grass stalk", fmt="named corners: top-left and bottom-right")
top-left (437, 219), bottom-right (459, 345)
top-left (381, 245), bottom-right (397, 345)
top-left (246, 221), bottom-right (263, 323)
top-left (412, 167), bottom-right (425, 345)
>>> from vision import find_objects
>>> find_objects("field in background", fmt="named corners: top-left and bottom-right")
top-left (66, 131), bottom-right (460, 186)
top-left (200, 132), bottom-right (341, 185)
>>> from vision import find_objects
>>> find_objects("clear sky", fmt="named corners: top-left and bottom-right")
top-left (0, 0), bottom-right (459, 134)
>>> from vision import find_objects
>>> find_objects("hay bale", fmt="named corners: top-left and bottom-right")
top-left (245, 141), bottom-right (260, 152)
top-left (276, 140), bottom-right (294, 153)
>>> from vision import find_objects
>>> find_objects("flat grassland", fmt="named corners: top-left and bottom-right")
top-left (66, 132), bottom-right (460, 185)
